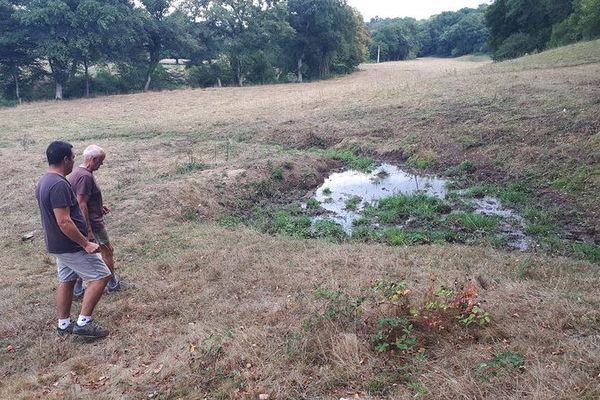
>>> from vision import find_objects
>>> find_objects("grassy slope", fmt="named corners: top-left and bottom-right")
top-left (0, 41), bottom-right (599, 399)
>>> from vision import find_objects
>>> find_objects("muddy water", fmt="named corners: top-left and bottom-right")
top-left (312, 164), bottom-right (530, 251)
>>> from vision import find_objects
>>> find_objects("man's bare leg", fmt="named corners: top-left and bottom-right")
top-left (80, 276), bottom-right (110, 316)
top-left (57, 280), bottom-right (77, 319)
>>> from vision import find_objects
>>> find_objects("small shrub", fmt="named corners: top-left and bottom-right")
top-left (322, 187), bottom-right (332, 196)
top-left (371, 317), bottom-right (417, 352)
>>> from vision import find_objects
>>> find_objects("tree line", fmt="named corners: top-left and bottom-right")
top-left (0, 0), bottom-right (368, 102)
top-left (367, 5), bottom-right (490, 62)
top-left (1, 0), bottom-right (599, 103)
top-left (486, 0), bottom-right (600, 60)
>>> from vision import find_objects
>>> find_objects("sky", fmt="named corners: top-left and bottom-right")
top-left (347, 0), bottom-right (493, 21)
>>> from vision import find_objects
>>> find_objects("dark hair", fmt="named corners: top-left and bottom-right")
top-left (46, 141), bottom-right (73, 165)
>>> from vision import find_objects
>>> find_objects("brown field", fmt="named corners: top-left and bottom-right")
top-left (0, 40), bottom-right (599, 399)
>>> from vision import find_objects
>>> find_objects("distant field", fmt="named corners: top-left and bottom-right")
top-left (0, 41), bottom-right (599, 399)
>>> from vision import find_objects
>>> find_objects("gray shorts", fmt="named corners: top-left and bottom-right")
top-left (53, 251), bottom-right (112, 283)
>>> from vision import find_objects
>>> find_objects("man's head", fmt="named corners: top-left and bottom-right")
top-left (82, 145), bottom-right (106, 172)
top-left (46, 141), bottom-right (75, 175)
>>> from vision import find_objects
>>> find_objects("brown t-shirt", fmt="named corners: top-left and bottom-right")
top-left (36, 172), bottom-right (87, 253)
top-left (68, 167), bottom-right (104, 230)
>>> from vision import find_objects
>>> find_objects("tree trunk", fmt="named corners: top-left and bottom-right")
top-left (297, 57), bottom-right (303, 83)
top-left (14, 74), bottom-right (21, 104)
top-left (216, 77), bottom-right (222, 87)
top-left (236, 61), bottom-right (244, 87)
top-left (84, 60), bottom-right (90, 97)
top-left (55, 82), bottom-right (63, 100)
top-left (144, 74), bottom-right (152, 92)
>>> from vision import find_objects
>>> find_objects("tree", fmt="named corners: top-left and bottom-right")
top-left (485, 0), bottom-right (574, 59)
top-left (138, 0), bottom-right (198, 91)
top-left (0, 0), bottom-right (37, 103)
top-left (288, 0), bottom-right (366, 82)
top-left (71, 0), bottom-right (142, 97)
top-left (19, 0), bottom-right (80, 99)
top-left (206, 0), bottom-right (292, 86)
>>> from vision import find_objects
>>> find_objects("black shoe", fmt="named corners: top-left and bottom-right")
top-left (57, 320), bottom-right (74, 336)
top-left (72, 320), bottom-right (109, 338)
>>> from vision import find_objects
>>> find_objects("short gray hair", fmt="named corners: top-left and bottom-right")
top-left (83, 144), bottom-right (105, 161)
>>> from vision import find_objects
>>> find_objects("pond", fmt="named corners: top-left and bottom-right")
top-left (309, 164), bottom-right (530, 251)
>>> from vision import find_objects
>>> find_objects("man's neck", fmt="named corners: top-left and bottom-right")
top-left (47, 165), bottom-right (66, 177)
top-left (80, 162), bottom-right (94, 172)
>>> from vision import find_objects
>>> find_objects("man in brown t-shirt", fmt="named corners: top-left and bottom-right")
top-left (69, 145), bottom-right (121, 294)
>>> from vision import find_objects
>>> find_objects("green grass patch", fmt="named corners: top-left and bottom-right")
top-left (447, 212), bottom-right (499, 232)
top-left (322, 149), bottom-right (373, 172)
top-left (175, 162), bottom-right (209, 175)
top-left (571, 242), bottom-right (600, 264)
top-left (551, 167), bottom-right (595, 193)
top-left (313, 220), bottom-right (347, 242)
top-left (363, 194), bottom-right (450, 224)
top-left (272, 211), bottom-right (311, 238)
top-left (344, 195), bottom-right (362, 210)
top-left (306, 198), bottom-right (320, 209)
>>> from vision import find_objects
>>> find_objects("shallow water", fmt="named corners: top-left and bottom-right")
top-left (313, 164), bottom-right (447, 232)
top-left (311, 164), bottom-right (530, 251)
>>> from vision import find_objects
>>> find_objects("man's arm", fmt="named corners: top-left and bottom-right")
top-left (53, 207), bottom-right (99, 254)
top-left (76, 193), bottom-right (95, 240)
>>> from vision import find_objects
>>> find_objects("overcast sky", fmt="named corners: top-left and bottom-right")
top-left (347, 0), bottom-right (493, 21)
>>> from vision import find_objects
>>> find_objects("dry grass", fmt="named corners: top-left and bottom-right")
top-left (0, 42), bottom-right (599, 399)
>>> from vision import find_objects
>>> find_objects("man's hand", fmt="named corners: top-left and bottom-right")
top-left (102, 205), bottom-right (110, 215)
top-left (84, 241), bottom-right (100, 254)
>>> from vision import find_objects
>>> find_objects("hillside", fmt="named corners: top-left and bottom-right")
top-left (0, 41), bottom-right (598, 399)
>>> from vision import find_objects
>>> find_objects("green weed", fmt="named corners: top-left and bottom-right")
top-left (476, 351), bottom-right (524, 381)
top-left (344, 195), bottom-right (362, 210)
top-left (313, 220), bottom-right (346, 241)
top-left (175, 161), bottom-right (209, 175)
top-left (371, 317), bottom-right (417, 352)
top-left (447, 212), bottom-right (499, 232)
top-left (322, 149), bottom-right (373, 172)
top-left (306, 198), bottom-right (320, 209)
top-left (322, 187), bottom-right (332, 196)
top-left (364, 194), bottom-right (449, 223)
top-left (272, 211), bottom-right (311, 238)
top-left (406, 382), bottom-right (428, 397)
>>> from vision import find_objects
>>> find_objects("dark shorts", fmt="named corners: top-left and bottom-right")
top-left (93, 226), bottom-right (110, 245)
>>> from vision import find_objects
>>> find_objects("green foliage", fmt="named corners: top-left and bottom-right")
top-left (175, 161), bottom-right (209, 175)
top-left (271, 166), bottom-right (284, 181)
top-left (458, 305), bottom-right (492, 327)
top-left (572, 242), bottom-right (600, 263)
top-left (476, 351), bottom-right (525, 381)
top-left (322, 187), bottom-right (332, 196)
top-left (344, 195), bottom-right (362, 210)
top-left (313, 219), bottom-right (346, 241)
top-left (272, 211), bottom-right (311, 238)
top-left (313, 285), bottom-right (364, 320)
top-left (406, 382), bottom-right (428, 397)
top-left (306, 198), bottom-right (320, 209)
top-left (364, 194), bottom-right (449, 224)
top-left (322, 149), bottom-right (373, 172)
top-left (371, 317), bottom-right (417, 352)
top-left (447, 212), bottom-right (499, 232)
